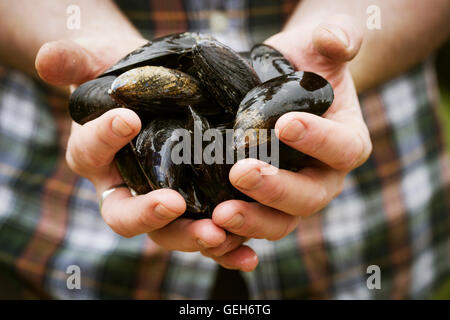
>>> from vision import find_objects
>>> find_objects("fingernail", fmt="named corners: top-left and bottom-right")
top-left (112, 116), bottom-right (133, 137)
top-left (280, 120), bottom-right (306, 142)
top-left (197, 239), bottom-right (210, 248)
top-left (223, 213), bottom-right (244, 229)
top-left (324, 26), bottom-right (350, 48)
top-left (234, 169), bottom-right (264, 191)
top-left (154, 204), bottom-right (179, 220)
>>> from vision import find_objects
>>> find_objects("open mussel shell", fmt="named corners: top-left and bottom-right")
top-left (135, 118), bottom-right (208, 214)
top-left (109, 66), bottom-right (223, 116)
top-left (102, 32), bottom-right (216, 77)
top-left (69, 76), bottom-right (122, 124)
top-left (193, 39), bottom-right (261, 115)
top-left (234, 71), bottom-right (334, 149)
top-left (250, 44), bottom-right (295, 82)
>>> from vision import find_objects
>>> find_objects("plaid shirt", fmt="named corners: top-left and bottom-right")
top-left (0, 0), bottom-right (449, 299)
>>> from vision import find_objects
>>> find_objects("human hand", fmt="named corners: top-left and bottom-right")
top-left (35, 38), bottom-right (253, 270)
top-left (207, 15), bottom-right (372, 270)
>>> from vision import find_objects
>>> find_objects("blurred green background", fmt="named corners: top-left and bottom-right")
top-left (430, 39), bottom-right (450, 300)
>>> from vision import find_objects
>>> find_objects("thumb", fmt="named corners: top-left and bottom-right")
top-left (312, 14), bottom-right (363, 64)
top-left (35, 39), bottom-right (106, 86)
top-left (35, 38), bottom-right (146, 86)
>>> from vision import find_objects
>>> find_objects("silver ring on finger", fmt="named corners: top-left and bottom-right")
top-left (98, 183), bottom-right (132, 212)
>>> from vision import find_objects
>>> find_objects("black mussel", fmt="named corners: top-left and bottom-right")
top-left (253, 139), bottom-right (308, 172)
top-left (69, 76), bottom-right (122, 124)
top-left (233, 71), bottom-right (334, 171)
top-left (234, 71), bottom-right (334, 149)
top-left (193, 40), bottom-right (261, 115)
top-left (213, 124), bottom-right (255, 203)
top-left (115, 143), bottom-right (153, 195)
top-left (186, 108), bottom-right (240, 208)
top-left (135, 118), bottom-right (207, 214)
top-left (102, 32), bottom-right (215, 77)
top-left (250, 44), bottom-right (295, 82)
top-left (109, 66), bottom-right (223, 115)
top-left (176, 170), bottom-right (207, 217)
top-left (233, 131), bottom-right (307, 172)
top-left (202, 112), bottom-right (235, 129)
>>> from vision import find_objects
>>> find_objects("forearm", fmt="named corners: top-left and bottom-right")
top-left (286, 0), bottom-right (450, 92)
top-left (0, 0), bottom-right (142, 78)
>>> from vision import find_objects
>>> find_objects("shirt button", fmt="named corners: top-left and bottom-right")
top-left (209, 11), bottom-right (229, 33)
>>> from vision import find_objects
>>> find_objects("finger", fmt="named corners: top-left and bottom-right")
top-left (264, 14), bottom-right (363, 77)
top-left (312, 14), bottom-right (363, 63)
top-left (202, 233), bottom-right (247, 257)
top-left (66, 108), bottom-right (141, 176)
top-left (212, 200), bottom-right (299, 241)
top-left (229, 159), bottom-right (345, 217)
top-left (149, 218), bottom-right (226, 252)
top-left (35, 39), bottom-right (108, 86)
top-left (203, 245), bottom-right (258, 272)
top-left (101, 188), bottom-right (186, 238)
top-left (35, 38), bottom-right (147, 86)
top-left (275, 112), bottom-right (372, 171)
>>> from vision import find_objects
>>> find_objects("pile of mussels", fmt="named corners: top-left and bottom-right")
top-left (69, 32), bottom-right (334, 219)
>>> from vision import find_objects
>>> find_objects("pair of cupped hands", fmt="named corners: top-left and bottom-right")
top-left (36, 15), bottom-right (372, 272)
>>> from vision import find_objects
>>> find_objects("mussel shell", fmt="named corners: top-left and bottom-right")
top-left (234, 71), bottom-right (334, 149)
top-left (252, 138), bottom-right (308, 172)
top-left (69, 76), bottom-right (122, 124)
top-left (176, 171), bottom-right (207, 217)
top-left (115, 143), bottom-right (153, 195)
top-left (193, 40), bottom-right (261, 115)
top-left (110, 66), bottom-right (223, 116)
top-left (102, 32), bottom-right (215, 77)
top-left (135, 118), bottom-right (207, 214)
top-left (237, 51), bottom-right (252, 64)
top-left (250, 44), bottom-right (295, 82)
top-left (186, 108), bottom-right (243, 208)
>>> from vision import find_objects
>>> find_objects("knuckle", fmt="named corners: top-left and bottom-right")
top-left (67, 133), bottom-right (110, 170)
top-left (240, 223), bottom-right (262, 239)
top-left (350, 129), bottom-right (373, 169)
top-left (66, 137), bottom-right (83, 171)
top-left (360, 135), bottom-right (373, 164)
top-left (306, 128), bottom-right (328, 155)
top-left (147, 232), bottom-right (167, 249)
top-left (65, 147), bottom-right (81, 174)
top-left (205, 239), bottom-right (231, 257)
top-left (300, 186), bottom-right (328, 217)
top-left (102, 210), bottom-right (134, 238)
top-left (333, 130), bottom-right (369, 171)
top-left (82, 152), bottom-right (107, 169)
top-left (95, 123), bottom-right (119, 150)
top-left (268, 216), bottom-right (299, 241)
top-left (335, 147), bottom-right (361, 171)
top-left (137, 207), bottom-right (158, 232)
top-left (267, 229), bottom-right (284, 241)
top-left (262, 183), bottom-right (287, 207)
